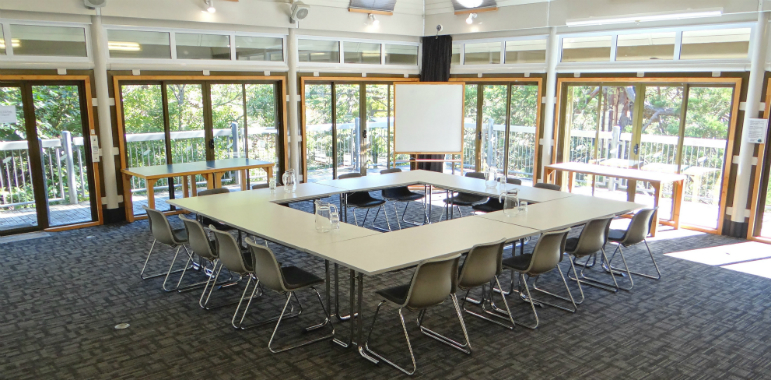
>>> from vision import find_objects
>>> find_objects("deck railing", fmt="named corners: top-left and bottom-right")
top-left (0, 131), bottom-right (89, 209)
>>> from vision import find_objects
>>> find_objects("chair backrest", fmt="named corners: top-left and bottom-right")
top-left (251, 183), bottom-right (269, 190)
top-left (338, 173), bottom-right (362, 179)
top-left (198, 187), bottom-right (230, 197)
top-left (570, 217), bottom-right (613, 257)
top-left (210, 225), bottom-right (251, 274)
top-left (179, 214), bottom-right (216, 261)
top-left (506, 177), bottom-right (522, 185)
top-left (534, 182), bottom-right (561, 191)
top-left (465, 172), bottom-right (486, 180)
top-left (525, 228), bottom-right (570, 275)
top-left (246, 238), bottom-right (287, 292)
top-left (380, 168), bottom-right (401, 174)
top-left (404, 255), bottom-right (460, 310)
top-left (458, 239), bottom-right (506, 289)
top-left (622, 208), bottom-right (657, 245)
top-left (143, 206), bottom-right (180, 246)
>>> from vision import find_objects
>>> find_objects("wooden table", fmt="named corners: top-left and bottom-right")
top-left (544, 162), bottom-right (686, 236)
top-left (122, 158), bottom-right (273, 222)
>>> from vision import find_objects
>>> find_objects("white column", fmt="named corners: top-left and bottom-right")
top-left (731, 12), bottom-right (768, 225)
top-left (539, 27), bottom-right (559, 182)
top-left (287, 28), bottom-right (301, 178)
top-left (91, 14), bottom-right (119, 210)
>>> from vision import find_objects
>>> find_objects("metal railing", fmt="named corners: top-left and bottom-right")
top-left (0, 131), bottom-right (89, 209)
top-left (569, 129), bottom-right (727, 204)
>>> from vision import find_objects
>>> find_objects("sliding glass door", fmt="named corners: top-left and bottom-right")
top-left (460, 80), bottom-right (542, 182)
top-left (559, 79), bottom-right (737, 231)
top-left (0, 80), bottom-right (98, 235)
top-left (303, 79), bottom-right (406, 182)
top-left (118, 78), bottom-right (284, 217)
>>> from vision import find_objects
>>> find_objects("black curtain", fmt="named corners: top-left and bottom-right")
top-left (415, 35), bottom-right (453, 172)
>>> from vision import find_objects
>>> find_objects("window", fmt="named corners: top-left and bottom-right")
top-left (0, 28), bottom-right (6, 55)
top-left (235, 36), bottom-right (283, 61)
top-left (344, 42), bottom-right (381, 64)
top-left (680, 28), bottom-right (751, 60)
top-left (616, 32), bottom-right (676, 61)
top-left (107, 30), bottom-right (171, 59)
top-left (561, 36), bottom-right (612, 62)
top-left (452, 44), bottom-right (461, 65)
top-left (10, 25), bottom-right (87, 57)
top-left (298, 39), bottom-right (340, 63)
top-left (175, 33), bottom-right (230, 60)
top-left (385, 44), bottom-right (418, 65)
top-left (464, 42), bottom-right (501, 65)
top-left (505, 39), bottom-right (546, 63)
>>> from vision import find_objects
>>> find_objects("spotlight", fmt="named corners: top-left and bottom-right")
top-left (205, 0), bottom-right (216, 13)
top-left (466, 13), bottom-right (477, 24)
top-left (367, 13), bottom-right (379, 26)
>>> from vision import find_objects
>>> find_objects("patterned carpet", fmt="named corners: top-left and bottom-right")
top-left (1, 192), bottom-right (771, 379)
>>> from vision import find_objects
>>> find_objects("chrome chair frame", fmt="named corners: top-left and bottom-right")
top-left (603, 208), bottom-right (661, 286)
top-left (141, 206), bottom-right (198, 293)
top-left (380, 168), bottom-right (428, 228)
top-left (338, 173), bottom-right (393, 231)
top-left (364, 255), bottom-right (470, 376)
top-left (244, 238), bottom-right (334, 353)
top-left (565, 217), bottom-right (633, 293)
top-left (498, 228), bottom-right (576, 329)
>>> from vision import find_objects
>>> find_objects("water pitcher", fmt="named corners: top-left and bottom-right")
top-left (499, 189), bottom-right (520, 217)
top-left (314, 200), bottom-right (338, 232)
top-left (282, 169), bottom-right (297, 193)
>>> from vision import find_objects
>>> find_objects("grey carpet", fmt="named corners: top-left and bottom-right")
top-left (1, 192), bottom-right (770, 379)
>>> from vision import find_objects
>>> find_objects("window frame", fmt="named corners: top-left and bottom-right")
top-left (296, 35), bottom-right (420, 71)
top-left (0, 19), bottom-right (92, 63)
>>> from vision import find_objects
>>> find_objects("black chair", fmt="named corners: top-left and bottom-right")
top-left (442, 172), bottom-right (489, 220)
top-left (380, 168), bottom-right (426, 228)
top-left (472, 177), bottom-right (523, 213)
top-left (338, 173), bottom-right (392, 231)
top-left (534, 182), bottom-right (561, 191)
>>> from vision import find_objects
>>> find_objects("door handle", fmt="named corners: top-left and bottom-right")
top-left (208, 139), bottom-right (214, 149)
top-left (633, 144), bottom-right (639, 155)
top-left (362, 129), bottom-right (367, 139)
top-left (478, 131), bottom-right (482, 140)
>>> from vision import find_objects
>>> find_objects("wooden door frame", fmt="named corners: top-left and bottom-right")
top-left (554, 76), bottom-right (742, 234)
top-left (113, 75), bottom-right (288, 220)
top-left (0, 75), bottom-right (104, 233)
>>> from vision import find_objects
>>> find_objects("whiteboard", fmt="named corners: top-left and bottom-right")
top-left (394, 83), bottom-right (464, 154)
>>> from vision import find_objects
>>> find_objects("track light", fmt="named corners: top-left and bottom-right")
top-left (367, 13), bottom-right (379, 26)
top-left (205, 0), bottom-right (216, 13)
top-left (466, 13), bottom-right (477, 24)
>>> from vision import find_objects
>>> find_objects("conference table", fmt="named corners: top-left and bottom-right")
top-left (167, 170), bottom-right (644, 364)
top-left (122, 158), bottom-right (274, 222)
top-left (544, 162), bottom-right (686, 236)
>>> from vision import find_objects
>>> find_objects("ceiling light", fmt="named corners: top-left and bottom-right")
top-left (205, 0), bottom-right (216, 13)
top-left (466, 13), bottom-right (477, 24)
top-left (0, 39), bottom-right (21, 49)
top-left (457, 0), bottom-right (483, 8)
top-left (108, 41), bottom-right (141, 51)
top-left (566, 10), bottom-right (722, 27)
top-left (367, 13), bottom-right (379, 26)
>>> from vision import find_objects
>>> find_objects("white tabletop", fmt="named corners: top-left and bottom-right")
top-left (546, 162), bottom-right (687, 183)
top-left (314, 170), bottom-right (424, 191)
top-left (310, 216), bottom-right (539, 275)
top-left (168, 190), bottom-right (379, 253)
top-left (415, 170), bottom-right (574, 203)
top-left (479, 194), bottom-right (645, 230)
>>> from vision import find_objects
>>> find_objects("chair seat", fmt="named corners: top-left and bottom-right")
top-left (608, 229), bottom-right (626, 242)
top-left (282, 266), bottom-right (324, 290)
top-left (444, 192), bottom-right (488, 206)
top-left (383, 187), bottom-right (425, 202)
top-left (376, 283), bottom-right (411, 305)
top-left (472, 199), bottom-right (503, 213)
top-left (502, 254), bottom-right (532, 271)
top-left (347, 192), bottom-right (386, 208)
top-left (565, 237), bottom-right (578, 253)
top-left (172, 228), bottom-right (189, 243)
